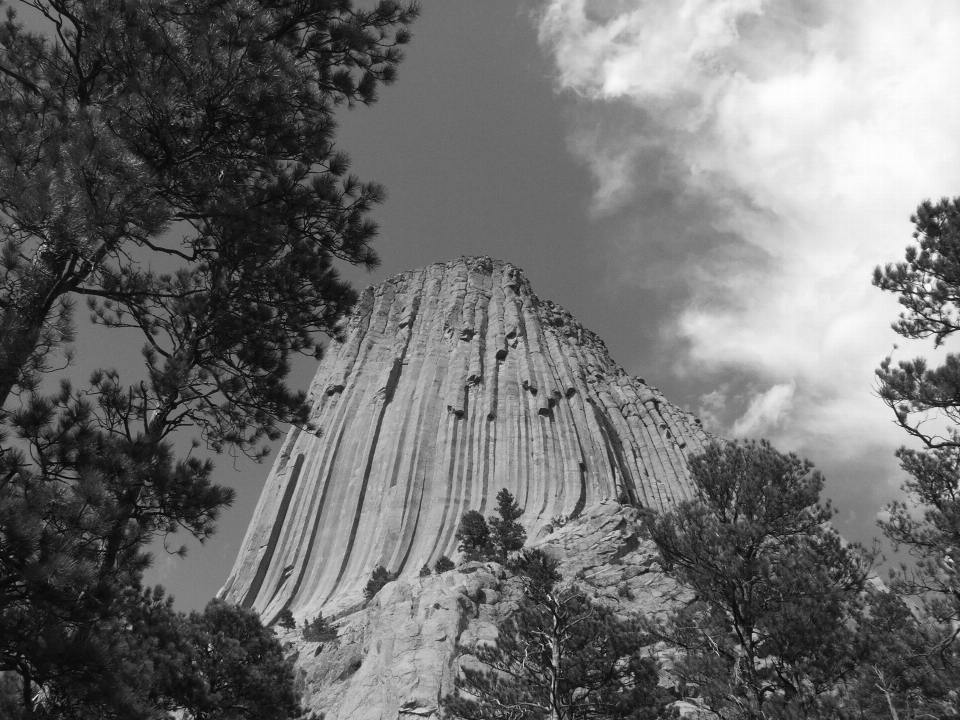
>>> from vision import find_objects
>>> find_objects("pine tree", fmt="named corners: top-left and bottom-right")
top-left (870, 198), bottom-right (960, 715)
top-left (302, 614), bottom-right (338, 645)
top-left (15, 587), bottom-right (304, 720)
top-left (841, 586), bottom-right (960, 720)
top-left (489, 488), bottom-right (526, 561)
top-left (160, 597), bottom-right (304, 720)
top-left (873, 201), bottom-right (960, 628)
top-left (278, 610), bottom-right (297, 631)
top-left (650, 440), bottom-right (875, 719)
top-left (0, 1), bottom-right (418, 715)
top-left (456, 510), bottom-right (492, 562)
top-left (455, 488), bottom-right (527, 563)
top-left (0, 0), bottom-right (418, 407)
top-left (443, 550), bottom-right (670, 720)
top-left (364, 565), bottom-right (397, 600)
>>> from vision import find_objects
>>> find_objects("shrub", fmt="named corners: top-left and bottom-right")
top-left (435, 555), bottom-right (455, 573)
top-left (364, 565), bottom-right (397, 600)
top-left (277, 609), bottom-right (296, 631)
top-left (419, 563), bottom-right (431, 577)
top-left (302, 613), bottom-right (338, 645)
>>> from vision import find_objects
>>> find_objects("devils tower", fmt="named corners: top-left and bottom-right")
top-left (220, 256), bottom-right (709, 626)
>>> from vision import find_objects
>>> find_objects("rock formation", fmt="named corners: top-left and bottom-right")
top-left (287, 503), bottom-right (694, 720)
top-left (219, 256), bottom-right (710, 622)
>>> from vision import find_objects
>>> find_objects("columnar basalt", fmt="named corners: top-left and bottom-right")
top-left (219, 257), bottom-right (710, 620)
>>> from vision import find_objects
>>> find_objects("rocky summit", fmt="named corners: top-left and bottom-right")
top-left (218, 256), bottom-right (710, 718)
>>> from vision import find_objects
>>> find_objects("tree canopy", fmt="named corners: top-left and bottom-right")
top-left (651, 440), bottom-right (875, 719)
top-left (870, 196), bottom-right (960, 718)
top-left (0, 0), bottom-right (417, 716)
top-left (875, 197), bottom-right (960, 451)
top-left (443, 550), bottom-right (670, 720)
top-left (455, 488), bottom-right (527, 563)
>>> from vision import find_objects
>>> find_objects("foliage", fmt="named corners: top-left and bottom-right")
top-left (879, 445), bottom-right (960, 630)
top-left (0, 0), bottom-right (418, 410)
top-left (7, 588), bottom-right (303, 719)
top-left (840, 586), bottom-right (960, 720)
top-left (874, 197), bottom-right (960, 450)
top-left (363, 565), bottom-right (397, 600)
top-left (0, 383), bottom-right (230, 717)
top-left (443, 549), bottom-right (670, 720)
top-left (302, 613), bottom-right (338, 646)
top-left (278, 610), bottom-right (297, 631)
top-left (419, 563), bottom-right (432, 578)
top-left (0, 0), bottom-right (417, 715)
top-left (456, 510), bottom-right (492, 562)
top-left (435, 554), bottom-right (455, 573)
top-left (650, 440), bottom-right (875, 719)
top-left (455, 488), bottom-right (526, 563)
top-left (488, 488), bottom-right (526, 561)
top-left (870, 197), bottom-right (960, 717)
top-left (154, 595), bottom-right (304, 720)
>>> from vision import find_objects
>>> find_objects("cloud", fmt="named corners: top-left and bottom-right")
top-left (534, 0), bottom-right (960, 551)
top-left (535, 0), bottom-right (960, 460)
top-left (731, 381), bottom-right (795, 437)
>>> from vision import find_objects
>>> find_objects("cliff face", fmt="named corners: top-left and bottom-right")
top-left (219, 256), bottom-right (709, 621)
top-left (287, 504), bottom-right (694, 720)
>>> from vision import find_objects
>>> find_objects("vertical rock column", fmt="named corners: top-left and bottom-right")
top-left (219, 257), bottom-right (711, 619)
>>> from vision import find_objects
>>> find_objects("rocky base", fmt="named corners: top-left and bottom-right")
top-left (283, 502), bottom-right (694, 720)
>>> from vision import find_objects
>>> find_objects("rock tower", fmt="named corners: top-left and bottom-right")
top-left (219, 257), bottom-right (710, 621)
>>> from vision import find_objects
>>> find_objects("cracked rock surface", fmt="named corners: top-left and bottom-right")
top-left (220, 257), bottom-right (709, 621)
top-left (284, 504), bottom-right (692, 720)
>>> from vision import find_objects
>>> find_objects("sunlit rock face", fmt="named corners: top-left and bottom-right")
top-left (219, 257), bottom-right (710, 621)
top-left (286, 503), bottom-right (695, 720)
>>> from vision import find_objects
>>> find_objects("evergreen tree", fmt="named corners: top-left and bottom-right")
top-left (158, 597), bottom-right (304, 720)
top-left (650, 440), bottom-right (875, 719)
top-left (456, 510), bottom-right (492, 562)
top-left (363, 565), bottom-right (396, 600)
top-left (14, 587), bottom-right (303, 720)
top-left (489, 488), bottom-right (526, 561)
top-left (874, 197), bottom-right (960, 452)
top-left (874, 202), bottom-right (960, 629)
top-left (455, 488), bottom-right (527, 563)
top-left (435, 555), bottom-right (455, 573)
top-left (841, 586), bottom-right (960, 720)
top-left (0, 0), bottom-right (417, 715)
top-left (302, 613), bottom-right (338, 645)
top-left (443, 550), bottom-right (670, 720)
top-left (278, 610), bottom-right (297, 631)
top-left (0, 0), bottom-right (418, 407)
top-left (871, 197), bottom-right (960, 716)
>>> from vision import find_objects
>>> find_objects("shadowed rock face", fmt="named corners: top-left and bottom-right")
top-left (219, 257), bottom-right (710, 620)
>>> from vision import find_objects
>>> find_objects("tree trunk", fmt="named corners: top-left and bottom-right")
top-left (549, 597), bottom-right (562, 720)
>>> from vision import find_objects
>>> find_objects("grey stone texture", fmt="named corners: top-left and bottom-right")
top-left (219, 256), bottom-right (709, 620)
top-left (284, 503), bottom-right (693, 720)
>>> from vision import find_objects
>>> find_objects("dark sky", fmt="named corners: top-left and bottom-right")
top-left (19, 1), bottom-right (960, 611)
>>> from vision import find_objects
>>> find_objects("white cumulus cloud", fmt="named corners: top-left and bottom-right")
top-left (731, 381), bottom-right (795, 438)
top-left (534, 0), bottom-right (960, 539)
top-left (536, 0), bottom-right (960, 447)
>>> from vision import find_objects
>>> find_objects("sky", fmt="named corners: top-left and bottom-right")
top-left (19, 1), bottom-right (960, 611)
